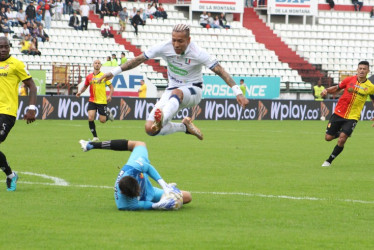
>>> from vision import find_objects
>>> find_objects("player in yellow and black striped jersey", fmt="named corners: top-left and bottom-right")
top-left (0, 37), bottom-right (37, 191)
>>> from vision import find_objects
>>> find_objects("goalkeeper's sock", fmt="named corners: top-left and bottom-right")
top-left (89, 121), bottom-right (97, 137)
top-left (0, 151), bottom-right (12, 176)
top-left (326, 145), bottom-right (344, 163)
top-left (91, 140), bottom-right (129, 151)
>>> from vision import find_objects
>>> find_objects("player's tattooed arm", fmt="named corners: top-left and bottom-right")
top-left (121, 54), bottom-right (147, 71)
top-left (211, 64), bottom-right (236, 87)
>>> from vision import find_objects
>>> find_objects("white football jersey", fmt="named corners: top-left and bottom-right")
top-left (144, 40), bottom-right (218, 88)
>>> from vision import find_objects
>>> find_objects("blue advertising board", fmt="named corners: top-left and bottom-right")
top-left (202, 76), bottom-right (281, 99)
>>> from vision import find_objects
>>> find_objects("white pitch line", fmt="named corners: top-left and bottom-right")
top-left (20, 171), bottom-right (69, 186)
top-left (6, 181), bottom-right (374, 205)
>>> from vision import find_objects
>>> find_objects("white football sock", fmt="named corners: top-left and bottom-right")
top-left (158, 122), bottom-right (186, 135)
top-left (162, 97), bottom-right (180, 125)
top-left (7, 172), bottom-right (15, 179)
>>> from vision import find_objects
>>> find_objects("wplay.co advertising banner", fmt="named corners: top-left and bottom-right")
top-left (267, 0), bottom-right (318, 16)
top-left (191, 0), bottom-right (244, 13)
top-left (17, 96), bottom-right (374, 121)
top-left (203, 76), bottom-right (280, 99)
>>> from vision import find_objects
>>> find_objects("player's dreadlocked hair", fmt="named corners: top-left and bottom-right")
top-left (173, 24), bottom-right (190, 38)
top-left (119, 176), bottom-right (140, 198)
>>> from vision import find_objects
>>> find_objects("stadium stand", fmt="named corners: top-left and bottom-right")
top-left (6, 0), bottom-right (367, 98)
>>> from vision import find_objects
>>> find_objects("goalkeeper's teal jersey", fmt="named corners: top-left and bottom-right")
top-left (114, 146), bottom-right (164, 210)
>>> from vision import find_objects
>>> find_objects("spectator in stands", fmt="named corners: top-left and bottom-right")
top-left (0, 1), bottom-right (8, 11)
top-left (111, 54), bottom-right (118, 66)
top-left (26, 0), bottom-right (37, 21)
top-left (19, 34), bottom-right (31, 54)
top-left (129, 6), bottom-right (136, 21)
top-left (72, 0), bottom-right (80, 14)
top-left (139, 7), bottom-right (146, 24)
top-left (0, 7), bottom-right (9, 28)
top-left (245, 0), bottom-right (253, 7)
top-left (54, 0), bottom-right (63, 21)
top-left (145, 3), bottom-right (155, 19)
top-left (199, 11), bottom-right (208, 28)
top-left (36, 24), bottom-right (49, 42)
top-left (131, 10), bottom-right (144, 36)
top-left (352, 0), bottom-right (363, 11)
top-left (96, 0), bottom-right (102, 15)
top-left (17, 9), bottom-right (27, 26)
top-left (9, 1), bottom-right (17, 12)
top-left (20, 22), bottom-right (30, 38)
top-left (5, 7), bottom-right (17, 27)
top-left (371, 6), bottom-right (374, 18)
top-left (113, 0), bottom-right (121, 16)
top-left (80, 0), bottom-right (89, 30)
top-left (101, 21), bottom-right (113, 37)
top-left (219, 13), bottom-right (230, 29)
top-left (138, 79), bottom-right (147, 98)
top-left (154, 3), bottom-right (167, 19)
top-left (35, 9), bottom-right (43, 25)
top-left (103, 56), bottom-right (111, 66)
top-left (69, 11), bottom-right (81, 30)
top-left (107, 0), bottom-right (115, 16)
top-left (100, 0), bottom-right (109, 18)
top-left (258, 0), bottom-right (265, 6)
top-left (35, 1), bottom-right (44, 18)
top-left (118, 7), bottom-right (128, 34)
top-left (30, 22), bottom-right (38, 37)
top-left (313, 79), bottom-right (325, 101)
top-left (0, 15), bottom-right (12, 36)
top-left (43, 0), bottom-right (52, 30)
top-left (208, 12), bottom-right (220, 28)
top-left (86, 0), bottom-right (96, 13)
top-left (326, 0), bottom-right (335, 10)
top-left (120, 52), bottom-right (127, 65)
top-left (15, 0), bottom-right (23, 11)
top-left (29, 37), bottom-right (41, 55)
top-left (65, 0), bottom-right (73, 15)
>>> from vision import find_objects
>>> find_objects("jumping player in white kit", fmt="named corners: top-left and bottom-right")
top-left (99, 24), bottom-right (249, 140)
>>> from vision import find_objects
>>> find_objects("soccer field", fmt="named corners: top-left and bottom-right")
top-left (1, 120), bottom-right (373, 249)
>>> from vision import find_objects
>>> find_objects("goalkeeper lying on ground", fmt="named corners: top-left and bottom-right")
top-left (79, 139), bottom-right (192, 210)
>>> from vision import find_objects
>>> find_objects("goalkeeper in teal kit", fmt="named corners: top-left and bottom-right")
top-left (79, 139), bottom-right (192, 210)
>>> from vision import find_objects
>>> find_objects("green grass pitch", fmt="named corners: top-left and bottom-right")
top-left (1, 120), bottom-right (374, 249)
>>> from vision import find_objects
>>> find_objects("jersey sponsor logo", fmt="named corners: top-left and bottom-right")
top-left (0, 73), bottom-right (8, 76)
top-left (168, 62), bottom-right (188, 76)
top-left (0, 65), bottom-right (9, 70)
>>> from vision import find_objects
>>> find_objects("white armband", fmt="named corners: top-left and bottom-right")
top-left (110, 66), bottom-right (122, 76)
top-left (28, 105), bottom-right (36, 110)
top-left (232, 85), bottom-right (242, 96)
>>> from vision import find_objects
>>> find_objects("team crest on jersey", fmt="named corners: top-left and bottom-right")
top-left (327, 122), bottom-right (331, 128)
top-left (347, 87), bottom-right (354, 93)
top-left (185, 58), bottom-right (191, 65)
top-left (139, 173), bottom-right (144, 179)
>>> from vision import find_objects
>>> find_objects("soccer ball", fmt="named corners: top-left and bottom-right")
top-left (161, 191), bottom-right (183, 210)
top-left (320, 116), bottom-right (326, 121)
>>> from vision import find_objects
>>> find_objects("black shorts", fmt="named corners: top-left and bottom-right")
top-left (326, 114), bottom-right (357, 137)
top-left (0, 114), bottom-right (16, 143)
top-left (87, 102), bottom-right (108, 116)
